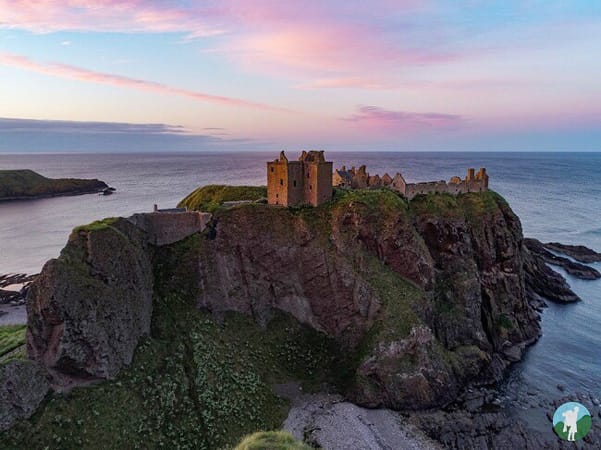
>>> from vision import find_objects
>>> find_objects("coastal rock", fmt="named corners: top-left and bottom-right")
top-left (544, 242), bottom-right (601, 264)
top-left (24, 189), bottom-right (559, 410)
top-left (284, 393), bottom-right (443, 450)
top-left (524, 238), bottom-right (600, 280)
top-left (0, 360), bottom-right (49, 432)
top-left (157, 190), bottom-right (542, 409)
top-left (523, 243), bottom-right (580, 303)
top-left (26, 218), bottom-right (154, 389)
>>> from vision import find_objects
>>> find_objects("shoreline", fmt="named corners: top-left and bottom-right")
top-left (0, 186), bottom-right (108, 202)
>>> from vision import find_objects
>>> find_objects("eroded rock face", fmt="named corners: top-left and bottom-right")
top-left (26, 219), bottom-right (154, 389)
top-left (0, 360), bottom-right (49, 432)
top-left (156, 191), bottom-right (543, 409)
top-left (25, 190), bottom-right (555, 410)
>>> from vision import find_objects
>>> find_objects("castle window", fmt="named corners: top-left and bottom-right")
top-left (270, 167), bottom-right (274, 173)
top-left (309, 185), bottom-right (312, 190)
top-left (276, 193), bottom-right (279, 198)
top-left (280, 178), bottom-right (283, 185)
top-left (293, 180), bottom-right (297, 187)
top-left (307, 172), bottom-right (310, 178)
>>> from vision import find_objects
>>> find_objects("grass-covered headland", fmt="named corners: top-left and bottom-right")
top-left (0, 169), bottom-right (107, 201)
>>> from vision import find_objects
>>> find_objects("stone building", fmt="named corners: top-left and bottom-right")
top-left (333, 165), bottom-right (489, 200)
top-left (128, 206), bottom-right (212, 246)
top-left (267, 150), bottom-right (333, 206)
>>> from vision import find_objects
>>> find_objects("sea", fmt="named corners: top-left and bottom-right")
top-left (1, 151), bottom-right (600, 433)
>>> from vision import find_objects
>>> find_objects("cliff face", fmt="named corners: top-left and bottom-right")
top-left (26, 218), bottom-right (153, 389)
top-left (155, 190), bottom-right (541, 409)
top-left (24, 188), bottom-right (543, 410)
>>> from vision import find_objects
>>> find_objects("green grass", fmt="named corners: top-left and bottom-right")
top-left (1, 291), bottom-right (343, 449)
top-left (0, 325), bottom-right (26, 364)
top-left (73, 217), bottom-right (119, 233)
top-left (234, 431), bottom-right (312, 450)
top-left (178, 185), bottom-right (267, 212)
top-left (0, 169), bottom-right (106, 200)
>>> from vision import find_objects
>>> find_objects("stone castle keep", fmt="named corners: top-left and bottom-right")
top-left (267, 150), bottom-right (489, 205)
top-left (267, 150), bottom-right (333, 206)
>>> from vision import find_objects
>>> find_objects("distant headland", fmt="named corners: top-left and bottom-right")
top-left (0, 169), bottom-right (109, 201)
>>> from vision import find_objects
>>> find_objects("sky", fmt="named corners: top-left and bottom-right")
top-left (0, 0), bottom-right (600, 152)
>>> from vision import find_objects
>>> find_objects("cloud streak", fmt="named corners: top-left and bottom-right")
top-left (0, 117), bottom-right (186, 134)
top-left (0, 52), bottom-right (287, 112)
top-left (342, 105), bottom-right (465, 133)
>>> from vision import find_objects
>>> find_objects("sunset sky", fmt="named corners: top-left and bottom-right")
top-left (1, 1), bottom-right (600, 152)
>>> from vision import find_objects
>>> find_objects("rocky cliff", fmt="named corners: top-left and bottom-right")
top-left (26, 218), bottom-right (153, 389)
top-left (5, 187), bottom-right (570, 447)
top-left (157, 189), bottom-right (542, 409)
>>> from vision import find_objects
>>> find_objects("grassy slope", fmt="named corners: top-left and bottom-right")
top-left (178, 185), bottom-right (267, 213)
top-left (0, 325), bottom-right (26, 364)
top-left (0, 170), bottom-right (106, 200)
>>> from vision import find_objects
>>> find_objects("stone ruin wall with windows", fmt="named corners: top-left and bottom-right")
top-left (333, 165), bottom-right (489, 200)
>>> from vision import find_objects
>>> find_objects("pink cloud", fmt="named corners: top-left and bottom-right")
top-left (0, 52), bottom-right (287, 111)
top-left (0, 1), bottom-right (448, 83)
top-left (342, 105), bottom-right (465, 133)
top-left (0, 1), bottom-right (224, 36)
top-left (297, 77), bottom-right (396, 90)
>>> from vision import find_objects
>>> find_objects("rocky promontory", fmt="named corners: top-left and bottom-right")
top-left (0, 169), bottom-right (108, 201)
top-left (0, 187), bottom-right (585, 448)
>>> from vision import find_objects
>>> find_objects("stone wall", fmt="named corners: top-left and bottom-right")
top-left (334, 166), bottom-right (489, 200)
top-left (128, 211), bottom-right (211, 246)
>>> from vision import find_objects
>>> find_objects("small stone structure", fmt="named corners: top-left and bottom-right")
top-left (267, 150), bottom-right (333, 207)
top-left (334, 165), bottom-right (489, 200)
top-left (128, 205), bottom-right (211, 246)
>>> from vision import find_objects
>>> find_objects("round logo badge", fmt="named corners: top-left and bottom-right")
top-left (552, 402), bottom-right (592, 441)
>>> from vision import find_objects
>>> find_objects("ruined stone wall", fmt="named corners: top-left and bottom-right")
top-left (403, 181), bottom-right (448, 199)
top-left (128, 211), bottom-right (211, 246)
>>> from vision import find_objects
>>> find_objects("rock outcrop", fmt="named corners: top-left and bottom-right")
top-left (157, 190), bottom-right (543, 409)
top-left (24, 189), bottom-right (565, 410)
top-left (524, 238), bottom-right (600, 280)
top-left (0, 360), bottom-right (49, 432)
top-left (26, 218), bottom-right (154, 389)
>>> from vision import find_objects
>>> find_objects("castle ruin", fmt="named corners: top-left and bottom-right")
top-left (333, 165), bottom-right (489, 200)
top-left (267, 150), bottom-right (333, 206)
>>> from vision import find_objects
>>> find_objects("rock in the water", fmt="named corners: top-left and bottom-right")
top-left (523, 243), bottom-right (580, 303)
top-left (26, 218), bottom-right (154, 389)
top-left (0, 360), bottom-right (49, 432)
top-left (524, 238), bottom-right (600, 280)
top-left (544, 242), bottom-right (601, 263)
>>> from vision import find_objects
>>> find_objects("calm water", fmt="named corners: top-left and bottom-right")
top-left (1, 151), bottom-right (600, 415)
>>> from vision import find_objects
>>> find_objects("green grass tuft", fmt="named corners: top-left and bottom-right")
top-left (234, 431), bottom-right (312, 450)
top-left (0, 325), bottom-right (26, 364)
top-left (178, 185), bottom-right (267, 212)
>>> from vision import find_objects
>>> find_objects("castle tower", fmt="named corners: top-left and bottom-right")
top-left (267, 150), bottom-right (332, 207)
